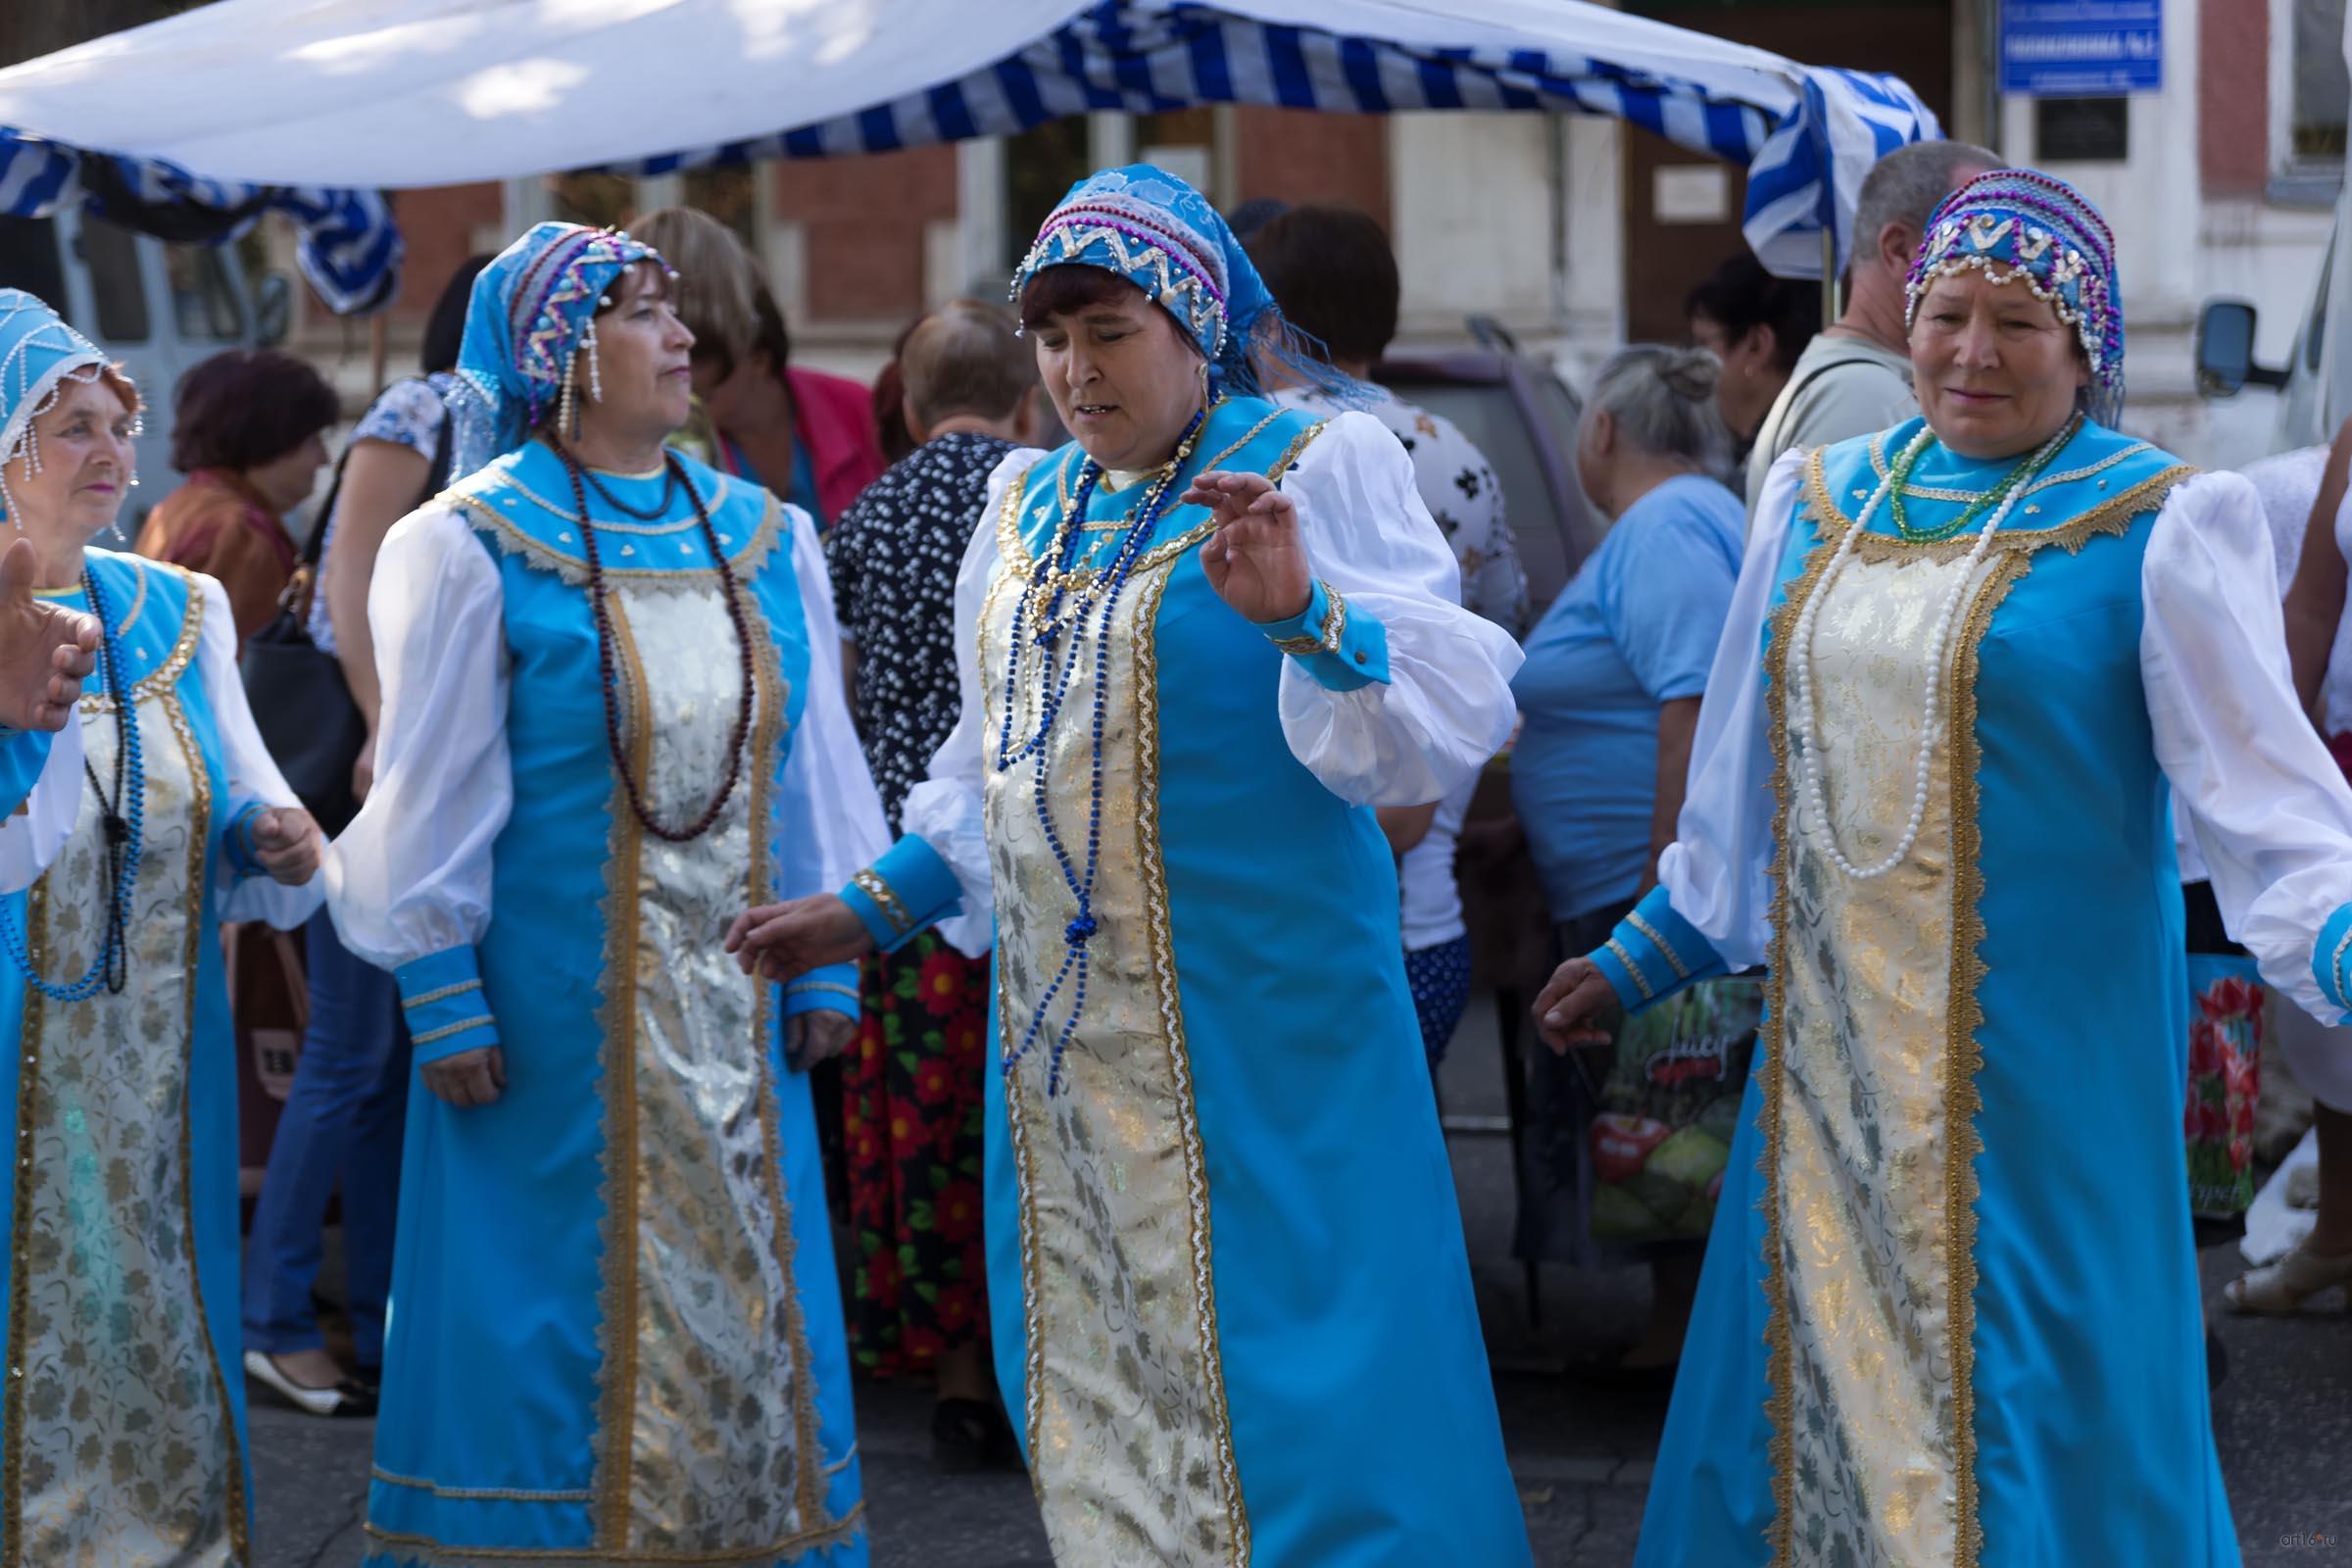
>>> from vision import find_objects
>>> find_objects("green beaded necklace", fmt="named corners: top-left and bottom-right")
top-left (1886, 414), bottom-right (2082, 543)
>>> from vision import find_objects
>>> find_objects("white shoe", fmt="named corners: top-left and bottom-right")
top-left (243, 1349), bottom-right (375, 1417)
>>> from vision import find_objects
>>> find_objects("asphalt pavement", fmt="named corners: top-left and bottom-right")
top-left (250, 997), bottom-right (2352, 1567)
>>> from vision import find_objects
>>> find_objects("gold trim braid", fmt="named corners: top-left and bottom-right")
top-left (1802, 445), bottom-right (2199, 565)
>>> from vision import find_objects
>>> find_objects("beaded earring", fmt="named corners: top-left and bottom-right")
top-left (583, 312), bottom-right (604, 404)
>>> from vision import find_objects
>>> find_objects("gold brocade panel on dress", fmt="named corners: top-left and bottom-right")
top-left (592, 579), bottom-right (831, 1556)
top-left (980, 555), bottom-right (1242, 1568)
top-left (1766, 542), bottom-right (2009, 1568)
top-left (6, 665), bottom-right (236, 1565)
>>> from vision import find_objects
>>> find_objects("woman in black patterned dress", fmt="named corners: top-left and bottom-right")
top-left (825, 302), bottom-right (1043, 1469)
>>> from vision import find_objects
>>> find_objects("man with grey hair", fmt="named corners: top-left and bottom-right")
top-left (1742, 136), bottom-right (2002, 513)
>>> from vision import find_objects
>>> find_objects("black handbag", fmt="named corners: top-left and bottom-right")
top-left (240, 391), bottom-right (451, 836)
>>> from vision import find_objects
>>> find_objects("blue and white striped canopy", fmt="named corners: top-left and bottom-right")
top-left (0, 129), bottom-right (400, 317)
top-left (0, 0), bottom-right (1936, 298)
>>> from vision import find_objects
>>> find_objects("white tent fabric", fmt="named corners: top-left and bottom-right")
top-left (0, 0), bottom-right (1936, 278)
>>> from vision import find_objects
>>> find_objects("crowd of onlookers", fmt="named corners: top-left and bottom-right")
top-left (140, 130), bottom-right (2344, 1446)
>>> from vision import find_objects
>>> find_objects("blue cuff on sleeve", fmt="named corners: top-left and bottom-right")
top-left (220, 802), bottom-right (267, 881)
top-left (784, 962), bottom-right (861, 1022)
top-left (0, 727), bottom-right (50, 819)
top-left (1592, 886), bottom-right (1731, 1014)
top-left (395, 945), bottom-right (501, 1065)
top-left (1255, 577), bottom-right (1390, 692)
top-left (840, 834), bottom-right (962, 956)
top-left (2316, 903), bottom-right (2352, 1015)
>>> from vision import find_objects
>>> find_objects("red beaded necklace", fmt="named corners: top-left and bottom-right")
top-left (546, 435), bottom-right (757, 843)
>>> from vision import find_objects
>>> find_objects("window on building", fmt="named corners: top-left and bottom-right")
top-left (0, 218), bottom-right (67, 318)
top-left (549, 172), bottom-right (637, 229)
top-left (2035, 97), bottom-right (2130, 162)
top-left (2296, 0), bottom-right (2350, 163)
top-left (78, 217), bottom-right (149, 344)
top-left (684, 165), bottom-right (759, 254)
top-left (1004, 118), bottom-right (1093, 273)
top-left (166, 245), bottom-right (244, 343)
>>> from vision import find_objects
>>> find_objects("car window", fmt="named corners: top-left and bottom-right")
top-left (1396, 378), bottom-right (1575, 616)
top-left (167, 245), bottom-right (244, 342)
top-left (79, 217), bottom-right (149, 344)
top-left (0, 218), bottom-right (68, 320)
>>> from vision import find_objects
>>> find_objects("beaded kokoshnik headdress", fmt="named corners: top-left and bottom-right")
top-left (1008, 164), bottom-right (1358, 404)
top-left (447, 221), bottom-right (674, 482)
top-left (0, 289), bottom-right (132, 527)
top-left (1904, 169), bottom-right (2126, 426)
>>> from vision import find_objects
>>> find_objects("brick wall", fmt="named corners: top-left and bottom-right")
top-left (1231, 109), bottom-right (1392, 230)
top-left (769, 144), bottom-right (957, 326)
top-left (384, 183), bottom-right (504, 325)
top-left (2201, 0), bottom-right (2271, 195)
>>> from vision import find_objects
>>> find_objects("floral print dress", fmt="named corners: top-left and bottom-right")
top-left (824, 431), bottom-right (1010, 1375)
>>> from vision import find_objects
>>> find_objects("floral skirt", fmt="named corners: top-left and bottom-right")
top-left (843, 930), bottom-right (993, 1376)
top-left (2183, 881), bottom-right (2263, 1220)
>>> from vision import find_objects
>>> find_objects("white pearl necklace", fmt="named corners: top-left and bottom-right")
top-left (1788, 420), bottom-right (2076, 881)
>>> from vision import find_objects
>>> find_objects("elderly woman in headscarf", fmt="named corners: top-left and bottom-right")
top-left (325, 224), bottom-right (886, 1566)
top-left (731, 166), bottom-right (1533, 1565)
top-left (1537, 170), bottom-right (2352, 1565)
top-left (0, 290), bottom-right (321, 1562)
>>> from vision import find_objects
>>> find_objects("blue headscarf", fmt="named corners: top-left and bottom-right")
top-left (0, 289), bottom-right (115, 526)
top-left (448, 220), bottom-right (668, 481)
top-left (1009, 164), bottom-right (1357, 404)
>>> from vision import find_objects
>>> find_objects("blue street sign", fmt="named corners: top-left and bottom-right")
top-left (2000, 0), bottom-right (2163, 96)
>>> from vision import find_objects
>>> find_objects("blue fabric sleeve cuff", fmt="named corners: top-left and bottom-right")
top-left (783, 962), bottom-right (861, 1021)
top-left (1255, 577), bottom-right (1389, 692)
top-left (1592, 886), bottom-right (1730, 1014)
top-left (840, 834), bottom-right (962, 956)
top-left (220, 802), bottom-right (267, 881)
top-left (395, 945), bottom-right (501, 1065)
top-left (0, 727), bottom-right (50, 819)
top-left (2315, 903), bottom-right (2352, 1015)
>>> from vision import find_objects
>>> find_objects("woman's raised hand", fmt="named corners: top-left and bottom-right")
top-left (723, 893), bottom-right (874, 982)
top-left (1532, 956), bottom-right (1619, 1054)
top-left (1184, 470), bottom-right (1312, 625)
top-left (0, 538), bottom-right (97, 733)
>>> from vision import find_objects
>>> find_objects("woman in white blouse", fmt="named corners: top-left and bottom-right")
top-left (323, 224), bottom-right (884, 1563)
top-left (1538, 170), bottom-right (2352, 1567)
top-left (730, 166), bottom-right (1535, 1567)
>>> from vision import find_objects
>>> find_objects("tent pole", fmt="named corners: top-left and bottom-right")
top-left (1822, 226), bottom-right (1838, 325)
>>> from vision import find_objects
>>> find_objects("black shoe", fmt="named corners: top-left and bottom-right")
top-left (930, 1396), bottom-right (1013, 1474)
top-left (2206, 1327), bottom-right (2230, 1392)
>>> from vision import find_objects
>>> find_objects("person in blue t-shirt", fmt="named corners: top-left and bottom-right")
top-left (1510, 343), bottom-right (1744, 1378)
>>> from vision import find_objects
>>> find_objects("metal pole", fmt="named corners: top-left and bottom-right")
top-left (1822, 224), bottom-right (1838, 326)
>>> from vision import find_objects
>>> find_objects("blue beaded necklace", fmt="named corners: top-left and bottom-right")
top-left (0, 564), bottom-right (143, 1001)
top-left (995, 405), bottom-right (1210, 1094)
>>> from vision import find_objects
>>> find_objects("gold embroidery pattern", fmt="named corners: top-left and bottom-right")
top-left (979, 525), bottom-right (1242, 1564)
top-left (1603, 937), bottom-right (1653, 1002)
top-left (1803, 447), bottom-right (2197, 565)
top-left (401, 979), bottom-right (482, 1010)
top-left (851, 868), bottom-right (915, 938)
top-left (1267, 581), bottom-right (1346, 658)
top-left (410, 1014), bottom-right (496, 1048)
top-left (369, 1467), bottom-right (594, 1503)
top-left (1625, 911), bottom-right (1691, 981)
top-left (450, 490), bottom-right (783, 587)
top-left (78, 563), bottom-right (200, 714)
top-left (1136, 419), bottom-right (1328, 573)
top-left (1864, 428), bottom-right (2152, 501)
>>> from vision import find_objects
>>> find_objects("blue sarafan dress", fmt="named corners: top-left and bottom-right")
top-left (0, 553), bottom-right (320, 1564)
top-left (325, 440), bottom-right (887, 1566)
top-left (837, 393), bottom-right (1534, 1566)
top-left (1594, 419), bottom-right (2352, 1568)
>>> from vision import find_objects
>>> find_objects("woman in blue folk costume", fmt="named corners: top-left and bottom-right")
top-left (731, 167), bottom-right (1533, 1565)
top-left (326, 226), bottom-right (887, 1566)
top-left (0, 290), bottom-right (323, 1563)
top-left (1537, 170), bottom-right (2352, 1567)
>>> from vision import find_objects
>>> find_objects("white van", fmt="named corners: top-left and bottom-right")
top-left (0, 204), bottom-right (291, 524)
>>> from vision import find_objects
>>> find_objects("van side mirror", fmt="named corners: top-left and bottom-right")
top-left (2195, 299), bottom-right (2288, 396)
top-left (254, 271), bottom-right (292, 346)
